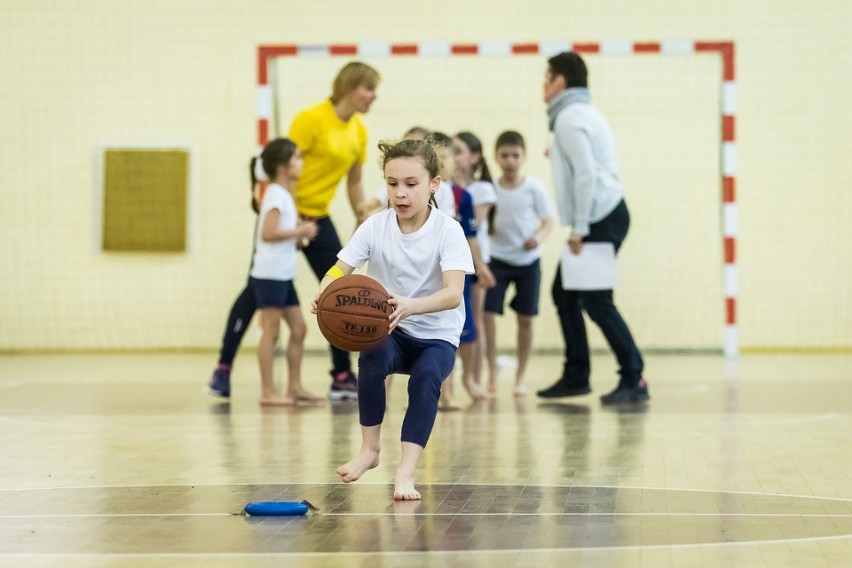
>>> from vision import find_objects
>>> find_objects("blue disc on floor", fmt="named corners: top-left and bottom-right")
top-left (245, 501), bottom-right (309, 516)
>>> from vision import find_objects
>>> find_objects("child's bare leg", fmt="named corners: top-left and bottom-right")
top-left (470, 284), bottom-right (486, 388)
top-left (394, 441), bottom-right (424, 500)
top-left (514, 314), bottom-right (534, 396)
top-left (337, 424), bottom-right (381, 483)
top-left (439, 373), bottom-right (461, 410)
top-left (258, 308), bottom-right (293, 406)
top-left (281, 307), bottom-right (322, 401)
top-left (483, 311), bottom-right (499, 393)
top-left (385, 374), bottom-right (394, 405)
top-left (458, 343), bottom-right (487, 401)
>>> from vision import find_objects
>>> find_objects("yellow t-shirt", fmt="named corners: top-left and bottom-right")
top-left (288, 99), bottom-right (367, 217)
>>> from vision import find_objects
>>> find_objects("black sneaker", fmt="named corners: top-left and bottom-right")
top-left (536, 379), bottom-right (592, 399)
top-left (208, 369), bottom-right (231, 398)
top-left (600, 379), bottom-right (649, 404)
top-left (329, 370), bottom-right (358, 401)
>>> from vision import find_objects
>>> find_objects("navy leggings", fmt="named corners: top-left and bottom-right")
top-left (357, 330), bottom-right (457, 448)
top-left (216, 285), bottom-right (256, 365)
top-left (217, 216), bottom-right (353, 372)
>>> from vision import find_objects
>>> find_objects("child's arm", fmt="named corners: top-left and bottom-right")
top-left (357, 197), bottom-right (383, 219)
top-left (466, 237), bottom-right (496, 289)
top-left (473, 203), bottom-right (490, 228)
top-left (347, 163), bottom-right (367, 223)
top-left (261, 209), bottom-right (318, 243)
top-left (523, 217), bottom-right (554, 250)
top-left (310, 260), bottom-right (356, 314)
top-left (387, 270), bottom-right (465, 331)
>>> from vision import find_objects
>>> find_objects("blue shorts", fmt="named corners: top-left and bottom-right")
top-left (459, 273), bottom-right (476, 344)
top-left (484, 258), bottom-right (541, 316)
top-left (248, 277), bottom-right (299, 309)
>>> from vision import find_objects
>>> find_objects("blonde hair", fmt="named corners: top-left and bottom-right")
top-left (330, 62), bottom-right (380, 104)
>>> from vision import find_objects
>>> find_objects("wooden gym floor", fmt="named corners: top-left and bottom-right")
top-left (0, 352), bottom-right (851, 567)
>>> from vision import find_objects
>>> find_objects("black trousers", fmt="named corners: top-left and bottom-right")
top-left (551, 200), bottom-right (644, 387)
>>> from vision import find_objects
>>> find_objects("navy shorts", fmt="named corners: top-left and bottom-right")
top-left (248, 277), bottom-right (299, 309)
top-left (484, 258), bottom-right (541, 316)
top-left (459, 273), bottom-right (476, 344)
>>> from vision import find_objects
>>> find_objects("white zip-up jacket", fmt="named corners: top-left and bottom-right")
top-left (549, 92), bottom-right (625, 236)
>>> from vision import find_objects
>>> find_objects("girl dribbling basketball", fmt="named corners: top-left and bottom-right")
top-left (311, 138), bottom-right (473, 500)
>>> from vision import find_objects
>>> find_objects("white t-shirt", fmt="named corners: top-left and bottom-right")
top-left (491, 176), bottom-right (556, 266)
top-left (465, 180), bottom-right (497, 262)
top-left (338, 208), bottom-right (474, 347)
top-left (374, 181), bottom-right (455, 218)
top-left (250, 183), bottom-right (298, 281)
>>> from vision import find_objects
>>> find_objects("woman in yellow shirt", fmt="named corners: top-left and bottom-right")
top-left (289, 61), bottom-right (380, 400)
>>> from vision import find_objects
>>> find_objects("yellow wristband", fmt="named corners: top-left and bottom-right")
top-left (325, 265), bottom-right (344, 280)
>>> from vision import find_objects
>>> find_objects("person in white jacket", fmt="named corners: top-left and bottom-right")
top-left (536, 51), bottom-right (648, 404)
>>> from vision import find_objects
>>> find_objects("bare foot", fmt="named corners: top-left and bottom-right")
top-left (393, 476), bottom-right (421, 500)
top-left (336, 449), bottom-right (380, 483)
top-left (439, 391), bottom-right (462, 411)
top-left (488, 372), bottom-right (499, 394)
top-left (260, 395), bottom-right (294, 407)
top-left (288, 387), bottom-right (324, 402)
top-left (513, 382), bottom-right (528, 397)
top-left (464, 380), bottom-right (490, 402)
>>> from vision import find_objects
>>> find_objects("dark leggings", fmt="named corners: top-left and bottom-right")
top-left (357, 331), bottom-right (457, 448)
top-left (300, 216), bottom-right (352, 373)
top-left (216, 216), bottom-right (352, 373)
top-left (216, 286), bottom-right (256, 366)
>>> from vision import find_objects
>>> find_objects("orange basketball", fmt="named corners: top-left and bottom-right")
top-left (316, 274), bottom-right (392, 352)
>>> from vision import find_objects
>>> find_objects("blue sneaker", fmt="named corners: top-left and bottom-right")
top-left (208, 369), bottom-right (231, 398)
top-left (328, 370), bottom-right (358, 401)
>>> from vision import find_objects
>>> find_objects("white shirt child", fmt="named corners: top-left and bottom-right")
top-left (465, 180), bottom-right (497, 262)
top-left (250, 183), bottom-right (298, 281)
top-left (337, 208), bottom-right (474, 347)
top-left (491, 176), bottom-right (556, 266)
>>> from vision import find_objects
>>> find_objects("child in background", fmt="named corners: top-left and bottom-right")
top-left (207, 157), bottom-right (268, 398)
top-left (483, 131), bottom-right (555, 396)
top-left (452, 131), bottom-right (497, 393)
top-left (312, 138), bottom-right (473, 500)
top-left (251, 138), bottom-right (321, 406)
top-left (430, 132), bottom-right (491, 406)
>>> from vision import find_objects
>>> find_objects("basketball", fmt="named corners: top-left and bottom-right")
top-left (316, 274), bottom-right (392, 352)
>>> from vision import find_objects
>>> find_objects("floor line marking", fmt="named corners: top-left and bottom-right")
top-left (2, 483), bottom-right (851, 504)
top-left (0, 533), bottom-right (851, 556)
top-left (1, 512), bottom-right (851, 519)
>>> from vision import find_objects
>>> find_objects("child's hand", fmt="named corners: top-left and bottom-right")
top-left (522, 236), bottom-right (539, 250)
top-left (310, 293), bottom-right (320, 314)
top-left (477, 265), bottom-right (497, 289)
top-left (356, 201), bottom-right (375, 223)
top-left (387, 295), bottom-right (418, 331)
top-left (297, 220), bottom-right (319, 240)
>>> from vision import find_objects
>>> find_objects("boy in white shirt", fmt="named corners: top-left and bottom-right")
top-left (483, 131), bottom-right (555, 396)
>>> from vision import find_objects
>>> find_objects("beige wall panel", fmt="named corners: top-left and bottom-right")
top-left (0, 0), bottom-right (849, 351)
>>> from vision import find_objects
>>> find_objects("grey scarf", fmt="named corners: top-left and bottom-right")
top-left (547, 87), bottom-right (590, 131)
